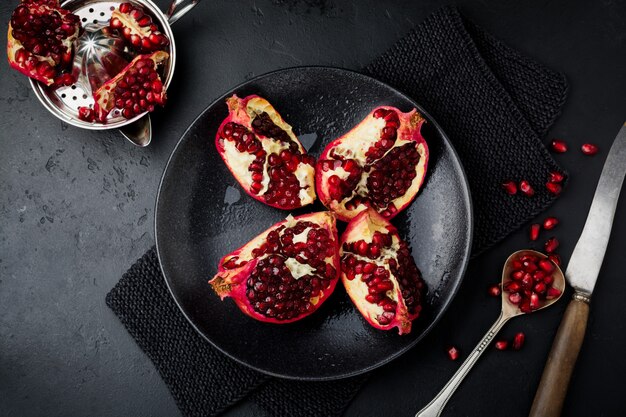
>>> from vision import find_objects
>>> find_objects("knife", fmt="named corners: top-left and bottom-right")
top-left (529, 123), bottom-right (626, 417)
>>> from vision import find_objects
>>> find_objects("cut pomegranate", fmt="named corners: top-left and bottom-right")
top-left (92, 51), bottom-right (168, 121)
top-left (549, 171), bottom-right (564, 183)
top-left (7, 0), bottom-right (81, 85)
top-left (216, 94), bottom-right (316, 210)
top-left (544, 237), bottom-right (559, 253)
top-left (494, 340), bottom-right (508, 350)
top-left (209, 212), bottom-right (340, 323)
top-left (512, 332), bottom-right (525, 350)
top-left (488, 284), bottom-right (501, 297)
top-left (316, 107), bottom-right (428, 221)
top-left (502, 181), bottom-right (517, 195)
top-left (546, 182), bottom-right (562, 195)
top-left (503, 253), bottom-right (561, 313)
top-left (447, 346), bottom-right (460, 361)
top-left (519, 180), bottom-right (534, 197)
top-left (581, 143), bottom-right (599, 155)
top-left (550, 139), bottom-right (568, 153)
top-left (109, 2), bottom-right (169, 53)
top-left (530, 224), bottom-right (540, 241)
top-left (543, 217), bottom-right (559, 230)
top-left (339, 209), bottom-right (425, 335)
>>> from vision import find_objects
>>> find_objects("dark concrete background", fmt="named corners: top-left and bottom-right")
top-left (1, 0), bottom-right (625, 416)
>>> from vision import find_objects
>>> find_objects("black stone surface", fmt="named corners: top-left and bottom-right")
top-left (0, 1), bottom-right (624, 416)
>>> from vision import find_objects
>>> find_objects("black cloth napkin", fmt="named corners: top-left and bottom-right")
top-left (106, 5), bottom-right (568, 417)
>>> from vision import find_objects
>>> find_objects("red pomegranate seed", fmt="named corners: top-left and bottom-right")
top-left (502, 181), bottom-right (517, 195)
top-left (548, 254), bottom-right (562, 266)
top-left (512, 332), bottom-right (525, 350)
top-left (550, 139), bottom-right (568, 153)
top-left (488, 284), bottom-right (501, 297)
top-left (543, 217), bottom-right (559, 230)
top-left (494, 340), bottom-right (509, 350)
top-left (530, 224), bottom-right (541, 241)
top-left (581, 143), bottom-right (599, 155)
top-left (546, 287), bottom-right (562, 299)
top-left (530, 293), bottom-right (540, 310)
top-left (549, 171), bottom-right (564, 183)
top-left (544, 237), bottom-right (559, 253)
top-left (538, 258), bottom-right (556, 273)
top-left (508, 292), bottom-right (522, 304)
top-left (546, 182), bottom-right (562, 195)
top-left (519, 180), bottom-right (535, 197)
top-left (447, 346), bottom-right (460, 361)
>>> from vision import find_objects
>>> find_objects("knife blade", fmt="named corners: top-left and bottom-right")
top-left (529, 122), bottom-right (626, 417)
top-left (566, 122), bottom-right (626, 296)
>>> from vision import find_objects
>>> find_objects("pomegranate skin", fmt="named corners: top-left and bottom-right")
top-left (209, 212), bottom-right (340, 324)
top-left (215, 94), bottom-right (317, 210)
top-left (316, 106), bottom-right (429, 222)
top-left (340, 209), bottom-right (425, 335)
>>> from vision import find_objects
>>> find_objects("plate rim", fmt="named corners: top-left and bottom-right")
top-left (155, 65), bottom-right (474, 380)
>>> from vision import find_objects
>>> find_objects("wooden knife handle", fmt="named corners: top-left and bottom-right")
top-left (529, 295), bottom-right (589, 417)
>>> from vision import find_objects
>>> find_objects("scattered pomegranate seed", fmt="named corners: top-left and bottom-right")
top-left (550, 139), bottom-right (568, 153)
top-left (447, 346), bottom-right (460, 361)
top-left (549, 171), bottom-right (564, 183)
top-left (512, 332), bottom-right (525, 350)
top-left (502, 181), bottom-right (517, 195)
top-left (519, 180), bottom-right (535, 197)
top-left (581, 143), bottom-right (599, 155)
top-left (494, 340), bottom-right (509, 350)
top-left (488, 284), bottom-right (501, 297)
top-left (548, 254), bottom-right (562, 266)
top-left (546, 182), bottom-right (562, 195)
top-left (529, 224), bottom-right (541, 241)
top-left (543, 217), bottom-right (559, 230)
top-left (544, 237), bottom-right (559, 253)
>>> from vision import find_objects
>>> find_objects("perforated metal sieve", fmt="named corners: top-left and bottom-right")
top-left (28, 0), bottom-right (200, 146)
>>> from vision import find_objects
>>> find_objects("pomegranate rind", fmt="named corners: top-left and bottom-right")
top-left (93, 50), bottom-right (168, 121)
top-left (215, 94), bottom-right (316, 210)
top-left (316, 106), bottom-right (429, 222)
top-left (209, 211), bottom-right (340, 324)
top-left (340, 209), bottom-right (424, 335)
top-left (7, 0), bottom-right (81, 86)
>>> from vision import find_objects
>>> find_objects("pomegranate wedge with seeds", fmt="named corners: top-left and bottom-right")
top-left (7, 0), bottom-right (81, 85)
top-left (340, 209), bottom-right (426, 335)
top-left (90, 50), bottom-right (168, 122)
top-left (215, 94), bottom-right (316, 210)
top-left (316, 106), bottom-right (428, 221)
top-left (210, 212), bottom-right (340, 324)
top-left (110, 2), bottom-right (169, 53)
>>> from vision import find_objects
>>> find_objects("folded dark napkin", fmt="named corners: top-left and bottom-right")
top-left (106, 5), bottom-right (568, 417)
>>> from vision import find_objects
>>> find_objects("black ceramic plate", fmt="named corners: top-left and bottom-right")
top-left (155, 66), bottom-right (473, 380)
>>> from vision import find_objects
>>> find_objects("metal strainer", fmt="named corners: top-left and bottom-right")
top-left (29, 0), bottom-right (200, 146)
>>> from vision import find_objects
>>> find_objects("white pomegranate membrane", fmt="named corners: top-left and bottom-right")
top-left (216, 95), bottom-right (316, 210)
top-left (210, 212), bottom-right (340, 323)
top-left (503, 253), bottom-right (561, 312)
top-left (340, 209), bottom-right (425, 335)
top-left (316, 106), bottom-right (428, 222)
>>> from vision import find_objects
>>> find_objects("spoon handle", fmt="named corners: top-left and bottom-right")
top-left (415, 311), bottom-right (509, 417)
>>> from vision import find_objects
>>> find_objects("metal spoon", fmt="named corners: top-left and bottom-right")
top-left (416, 249), bottom-right (565, 417)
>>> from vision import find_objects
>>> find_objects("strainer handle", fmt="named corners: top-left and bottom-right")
top-left (166, 0), bottom-right (201, 25)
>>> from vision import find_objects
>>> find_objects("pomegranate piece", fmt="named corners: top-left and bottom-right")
top-left (7, 0), bottom-right (81, 85)
top-left (546, 182), bottom-right (562, 195)
top-left (209, 212), bottom-right (340, 323)
top-left (216, 94), bottom-right (316, 210)
top-left (109, 2), bottom-right (169, 53)
top-left (339, 209), bottom-right (426, 335)
top-left (512, 332), bottom-right (525, 350)
top-left (77, 106), bottom-right (95, 122)
top-left (543, 216), bottom-right (559, 230)
top-left (544, 237), bottom-right (559, 253)
top-left (92, 51), bottom-right (168, 122)
top-left (503, 253), bottom-right (561, 313)
top-left (549, 171), bottom-right (564, 183)
top-left (519, 180), bottom-right (535, 197)
top-left (581, 143), bottom-right (599, 155)
top-left (494, 340), bottom-right (508, 350)
top-left (502, 181), bottom-right (517, 195)
top-left (447, 346), bottom-right (460, 361)
top-left (488, 284), bottom-right (501, 297)
top-left (550, 139), bottom-right (568, 153)
top-left (548, 253), bottom-right (562, 266)
top-left (529, 224), bottom-right (540, 241)
top-left (316, 107), bottom-right (428, 221)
